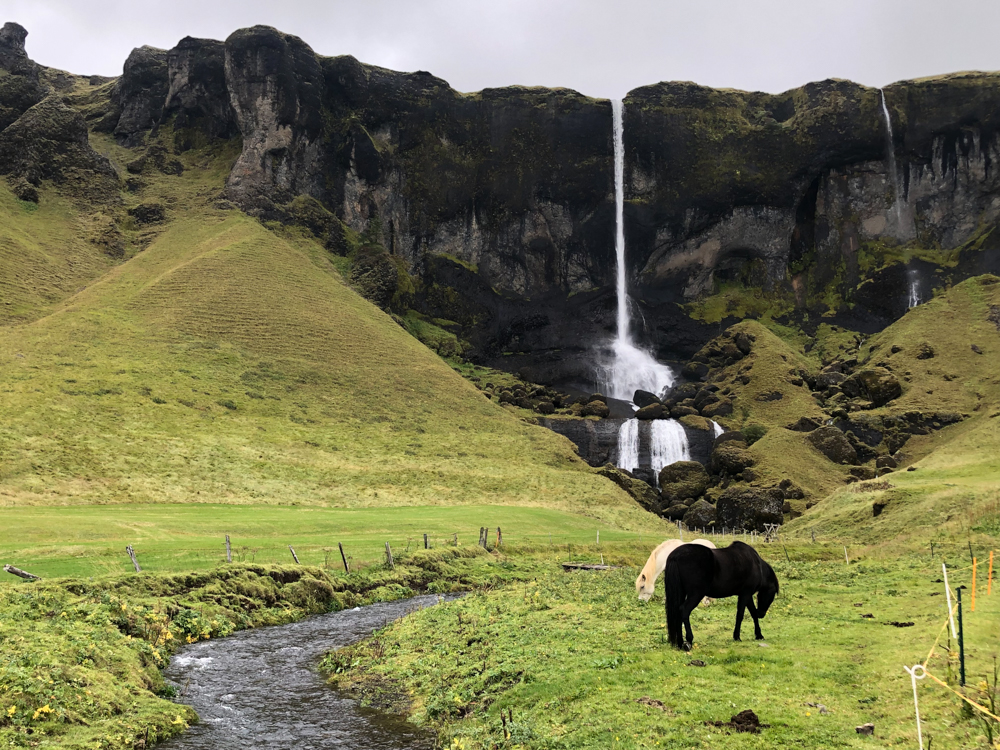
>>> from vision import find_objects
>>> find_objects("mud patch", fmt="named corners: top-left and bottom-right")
top-left (706, 708), bottom-right (768, 734)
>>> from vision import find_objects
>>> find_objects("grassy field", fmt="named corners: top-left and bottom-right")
top-left (0, 503), bottom-right (669, 579)
top-left (329, 546), bottom-right (1000, 749)
top-left (0, 137), bottom-right (647, 527)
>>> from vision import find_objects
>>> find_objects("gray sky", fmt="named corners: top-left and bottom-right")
top-left (8, 0), bottom-right (1000, 98)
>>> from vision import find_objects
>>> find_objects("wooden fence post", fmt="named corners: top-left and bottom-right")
top-left (289, 545), bottom-right (300, 564)
top-left (385, 542), bottom-right (395, 570)
top-left (3, 564), bottom-right (40, 581)
top-left (497, 527), bottom-right (502, 547)
top-left (339, 542), bottom-right (349, 573)
top-left (225, 535), bottom-right (232, 563)
top-left (126, 545), bottom-right (141, 572)
top-left (424, 533), bottom-right (429, 550)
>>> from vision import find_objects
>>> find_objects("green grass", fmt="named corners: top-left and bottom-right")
top-left (0, 504), bottom-right (667, 580)
top-left (330, 547), bottom-right (1000, 749)
top-left (0, 152), bottom-right (647, 528)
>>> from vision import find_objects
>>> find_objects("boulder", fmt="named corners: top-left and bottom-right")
top-left (916, 343), bottom-right (935, 360)
top-left (734, 331), bottom-right (754, 355)
top-left (713, 431), bottom-right (746, 448)
top-left (843, 367), bottom-right (902, 407)
top-left (711, 442), bottom-right (756, 474)
top-left (849, 466), bottom-right (877, 481)
top-left (682, 361), bottom-right (709, 381)
top-left (128, 203), bottom-right (166, 224)
top-left (701, 398), bottom-right (733, 418)
top-left (635, 402), bottom-right (664, 420)
top-left (670, 405), bottom-right (699, 418)
top-left (875, 455), bottom-right (897, 470)
top-left (682, 499), bottom-right (716, 530)
top-left (535, 401), bottom-right (555, 415)
top-left (659, 461), bottom-right (710, 501)
top-left (580, 400), bottom-right (610, 418)
top-left (664, 503), bottom-right (688, 521)
top-left (778, 478), bottom-right (805, 499)
top-left (597, 465), bottom-right (659, 513)
top-left (716, 487), bottom-right (784, 532)
top-left (633, 389), bottom-right (660, 408)
top-left (807, 426), bottom-right (859, 465)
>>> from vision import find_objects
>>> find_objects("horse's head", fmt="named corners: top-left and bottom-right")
top-left (636, 571), bottom-right (654, 601)
top-left (756, 562), bottom-right (780, 617)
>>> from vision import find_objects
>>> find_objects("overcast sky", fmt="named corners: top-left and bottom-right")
top-left (8, 0), bottom-right (1000, 98)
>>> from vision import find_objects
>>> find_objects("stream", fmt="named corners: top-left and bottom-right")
top-left (159, 595), bottom-right (446, 749)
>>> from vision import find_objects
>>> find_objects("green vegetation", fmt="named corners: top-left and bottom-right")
top-left (0, 503), bottom-right (665, 579)
top-left (0, 547), bottom-right (541, 749)
top-left (328, 546), bottom-right (1000, 749)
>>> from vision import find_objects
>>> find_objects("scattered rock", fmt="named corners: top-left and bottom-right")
top-left (971, 344), bottom-right (983, 354)
top-left (633, 389), bottom-right (660, 408)
top-left (807, 426), bottom-right (859, 465)
top-left (701, 398), bottom-right (733, 417)
top-left (711, 441), bottom-right (756, 474)
top-left (659, 461), bottom-right (710, 501)
top-left (635, 402), bottom-right (664, 420)
top-left (8, 176), bottom-right (37, 202)
top-left (682, 499), bottom-right (717, 529)
top-left (580, 400), bottom-right (610, 418)
top-left (636, 696), bottom-right (667, 711)
top-left (887, 621), bottom-right (915, 627)
top-left (916, 343), bottom-right (935, 360)
top-left (856, 723), bottom-right (875, 736)
top-left (716, 487), bottom-right (783, 531)
top-left (687, 659), bottom-right (706, 667)
top-left (861, 613), bottom-right (874, 618)
top-left (786, 416), bottom-right (821, 432)
top-left (128, 202), bottom-right (166, 224)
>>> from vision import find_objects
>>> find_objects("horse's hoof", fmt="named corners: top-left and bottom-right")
top-left (681, 642), bottom-right (692, 652)
top-left (755, 634), bottom-right (765, 641)
top-left (733, 636), bottom-right (741, 642)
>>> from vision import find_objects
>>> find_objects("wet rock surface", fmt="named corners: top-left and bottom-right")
top-left (159, 596), bottom-right (442, 749)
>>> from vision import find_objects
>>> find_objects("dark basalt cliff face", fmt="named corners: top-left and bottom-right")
top-left (6, 20), bottom-right (1000, 387)
top-left (626, 75), bottom-right (1000, 339)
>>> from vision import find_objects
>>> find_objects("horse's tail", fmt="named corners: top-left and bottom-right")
top-left (664, 557), bottom-right (684, 648)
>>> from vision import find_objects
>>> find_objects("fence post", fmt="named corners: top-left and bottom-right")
top-left (288, 545), bottom-right (300, 564)
top-left (225, 535), bottom-right (232, 563)
top-left (989, 551), bottom-right (994, 596)
top-left (126, 545), bottom-right (142, 572)
top-left (3, 564), bottom-right (40, 581)
top-left (943, 563), bottom-right (957, 639)
top-left (497, 527), bottom-right (502, 547)
top-left (957, 586), bottom-right (966, 686)
top-left (424, 533), bottom-right (429, 550)
top-left (339, 542), bottom-right (349, 573)
top-left (972, 557), bottom-right (977, 612)
top-left (385, 542), bottom-right (395, 570)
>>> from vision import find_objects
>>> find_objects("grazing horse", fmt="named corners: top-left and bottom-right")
top-left (664, 541), bottom-right (779, 650)
top-left (635, 538), bottom-right (716, 601)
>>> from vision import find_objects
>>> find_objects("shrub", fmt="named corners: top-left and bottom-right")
top-left (743, 423), bottom-right (768, 446)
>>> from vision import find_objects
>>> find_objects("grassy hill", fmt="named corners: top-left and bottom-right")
top-left (0, 136), bottom-right (650, 541)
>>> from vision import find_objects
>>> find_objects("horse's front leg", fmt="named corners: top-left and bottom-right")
top-left (746, 597), bottom-right (764, 640)
top-left (680, 595), bottom-right (699, 651)
top-left (733, 595), bottom-right (747, 641)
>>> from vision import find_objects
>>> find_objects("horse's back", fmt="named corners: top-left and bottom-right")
top-left (691, 538), bottom-right (716, 550)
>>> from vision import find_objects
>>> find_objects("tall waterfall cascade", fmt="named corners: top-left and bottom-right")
top-left (879, 89), bottom-right (904, 228)
top-left (607, 99), bottom-right (690, 480)
top-left (600, 100), bottom-right (675, 402)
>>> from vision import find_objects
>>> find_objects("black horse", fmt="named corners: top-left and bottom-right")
top-left (664, 541), bottom-right (780, 650)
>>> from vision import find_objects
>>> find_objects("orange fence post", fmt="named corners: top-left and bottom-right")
top-left (989, 551), bottom-right (994, 596)
top-left (972, 557), bottom-right (977, 612)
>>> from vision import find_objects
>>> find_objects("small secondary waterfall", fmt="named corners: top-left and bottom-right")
top-left (606, 99), bottom-right (690, 478)
top-left (617, 418), bottom-right (640, 472)
top-left (879, 89), bottom-right (903, 227)
top-left (907, 267), bottom-right (922, 308)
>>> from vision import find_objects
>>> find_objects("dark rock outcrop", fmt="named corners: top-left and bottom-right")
top-left (161, 37), bottom-right (237, 146)
top-left (716, 487), bottom-right (784, 531)
top-left (0, 22), bottom-right (45, 132)
top-left (112, 46), bottom-right (169, 145)
top-left (597, 465), bottom-right (659, 512)
top-left (711, 440), bottom-right (755, 475)
top-left (842, 367), bottom-right (902, 407)
top-left (807, 426), bottom-right (859, 465)
top-left (659, 460), bottom-right (710, 502)
top-left (682, 499), bottom-right (716, 529)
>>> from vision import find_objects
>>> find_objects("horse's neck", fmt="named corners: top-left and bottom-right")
top-left (654, 544), bottom-right (676, 577)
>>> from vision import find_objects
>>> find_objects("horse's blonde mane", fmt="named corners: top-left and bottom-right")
top-left (635, 537), bottom-right (716, 600)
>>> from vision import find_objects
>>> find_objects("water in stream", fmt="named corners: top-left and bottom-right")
top-left (159, 595), bottom-right (445, 749)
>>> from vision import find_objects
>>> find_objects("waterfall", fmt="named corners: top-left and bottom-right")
top-left (907, 267), bottom-right (922, 308)
top-left (650, 420), bottom-right (691, 478)
top-left (605, 99), bottom-right (690, 480)
top-left (711, 420), bottom-right (725, 438)
top-left (879, 89), bottom-right (903, 227)
top-left (599, 100), bottom-right (675, 402)
top-left (616, 419), bottom-right (640, 472)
